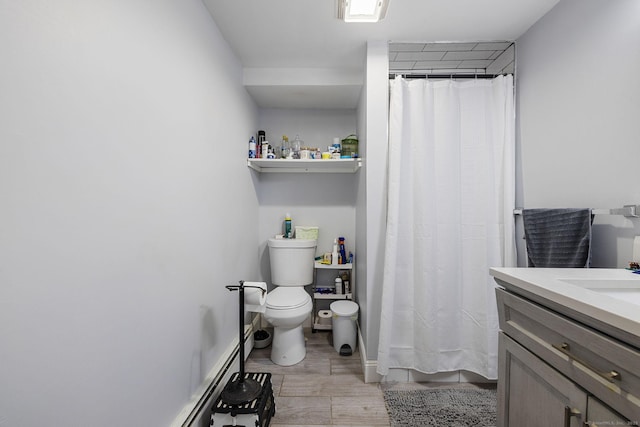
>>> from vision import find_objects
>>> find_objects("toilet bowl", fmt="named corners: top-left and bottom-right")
top-left (263, 287), bottom-right (313, 366)
top-left (266, 238), bottom-right (316, 366)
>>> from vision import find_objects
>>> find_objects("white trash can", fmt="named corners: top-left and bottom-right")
top-left (330, 300), bottom-right (359, 356)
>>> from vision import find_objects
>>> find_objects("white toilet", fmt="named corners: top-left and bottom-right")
top-left (264, 238), bottom-right (316, 366)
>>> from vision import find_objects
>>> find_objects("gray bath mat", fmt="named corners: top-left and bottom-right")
top-left (383, 388), bottom-right (497, 427)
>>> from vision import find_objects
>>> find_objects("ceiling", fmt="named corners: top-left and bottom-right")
top-left (203, 0), bottom-right (560, 109)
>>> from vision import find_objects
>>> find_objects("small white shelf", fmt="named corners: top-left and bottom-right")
top-left (312, 260), bottom-right (354, 332)
top-left (247, 158), bottom-right (361, 173)
top-left (314, 262), bottom-right (352, 270)
top-left (313, 292), bottom-right (353, 300)
top-left (312, 319), bottom-right (333, 331)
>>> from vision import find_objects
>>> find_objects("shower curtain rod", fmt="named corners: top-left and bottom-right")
top-left (389, 73), bottom-right (505, 80)
top-left (513, 205), bottom-right (640, 218)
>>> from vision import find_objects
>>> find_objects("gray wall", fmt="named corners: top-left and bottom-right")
top-left (0, 1), bottom-right (258, 426)
top-left (516, 0), bottom-right (640, 267)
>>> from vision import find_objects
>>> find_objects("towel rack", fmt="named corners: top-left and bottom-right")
top-left (513, 205), bottom-right (640, 218)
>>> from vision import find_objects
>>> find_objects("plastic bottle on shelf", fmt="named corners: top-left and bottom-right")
top-left (257, 130), bottom-right (266, 158)
top-left (292, 134), bottom-right (302, 159)
top-left (332, 239), bottom-right (339, 265)
top-left (248, 136), bottom-right (256, 158)
top-left (338, 237), bottom-right (347, 264)
top-left (281, 135), bottom-right (290, 159)
top-left (332, 137), bottom-right (341, 152)
top-left (284, 213), bottom-right (292, 239)
top-left (330, 137), bottom-right (341, 159)
top-left (341, 272), bottom-right (350, 294)
top-left (335, 277), bottom-right (343, 295)
top-left (261, 141), bottom-right (270, 159)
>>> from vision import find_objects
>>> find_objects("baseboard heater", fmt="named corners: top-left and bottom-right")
top-left (172, 323), bottom-right (255, 427)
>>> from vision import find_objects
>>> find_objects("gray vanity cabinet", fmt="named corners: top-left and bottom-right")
top-left (499, 333), bottom-right (587, 426)
top-left (587, 396), bottom-right (628, 426)
top-left (496, 287), bottom-right (639, 426)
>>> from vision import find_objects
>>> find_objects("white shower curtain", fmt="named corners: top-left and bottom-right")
top-left (377, 75), bottom-right (516, 380)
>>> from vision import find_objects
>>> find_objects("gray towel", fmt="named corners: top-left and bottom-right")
top-left (523, 208), bottom-right (592, 268)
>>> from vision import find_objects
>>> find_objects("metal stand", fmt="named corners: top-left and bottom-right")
top-left (220, 280), bottom-right (265, 405)
top-left (211, 372), bottom-right (275, 426)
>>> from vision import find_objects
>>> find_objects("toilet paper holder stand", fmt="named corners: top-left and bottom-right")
top-left (221, 280), bottom-right (267, 405)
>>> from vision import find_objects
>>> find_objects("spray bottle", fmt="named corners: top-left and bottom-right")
top-left (284, 213), bottom-right (292, 239)
top-left (331, 238), bottom-right (339, 265)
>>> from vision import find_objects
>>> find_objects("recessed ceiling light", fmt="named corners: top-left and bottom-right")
top-left (336, 0), bottom-right (389, 23)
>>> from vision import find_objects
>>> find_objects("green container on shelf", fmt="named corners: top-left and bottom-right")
top-left (341, 135), bottom-right (358, 158)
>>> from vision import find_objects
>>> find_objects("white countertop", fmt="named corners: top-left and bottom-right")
top-left (490, 268), bottom-right (640, 345)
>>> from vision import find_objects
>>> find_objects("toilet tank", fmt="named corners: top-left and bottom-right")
top-left (268, 238), bottom-right (317, 286)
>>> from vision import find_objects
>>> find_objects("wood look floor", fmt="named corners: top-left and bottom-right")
top-left (246, 328), bottom-right (390, 426)
top-left (246, 328), bottom-right (493, 426)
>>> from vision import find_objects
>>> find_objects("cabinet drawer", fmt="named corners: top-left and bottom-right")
top-left (496, 288), bottom-right (640, 422)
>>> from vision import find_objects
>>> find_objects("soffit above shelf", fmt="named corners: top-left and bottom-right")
top-left (243, 67), bottom-right (363, 109)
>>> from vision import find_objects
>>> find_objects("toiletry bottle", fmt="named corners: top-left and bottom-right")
top-left (332, 239), bottom-right (339, 265)
top-left (332, 137), bottom-right (341, 152)
top-left (331, 137), bottom-right (341, 159)
top-left (335, 277), bottom-right (343, 295)
top-left (284, 213), bottom-right (292, 239)
top-left (257, 130), bottom-right (265, 158)
top-left (341, 272), bottom-right (350, 294)
top-left (292, 134), bottom-right (302, 159)
top-left (248, 136), bottom-right (256, 158)
top-left (281, 135), bottom-right (290, 159)
top-left (338, 237), bottom-right (346, 264)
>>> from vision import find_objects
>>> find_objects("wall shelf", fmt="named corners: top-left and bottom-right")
top-left (314, 292), bottom-right (353, 300)
top-left (314, 262), bottom-right (352, 270)
top-left (247, 158), bottom-right (361, 173)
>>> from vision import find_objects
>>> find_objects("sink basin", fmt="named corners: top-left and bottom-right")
top-left (589, 289), bottom-right (640, 305)
top-left (558, 278), bottom-right (640, 305)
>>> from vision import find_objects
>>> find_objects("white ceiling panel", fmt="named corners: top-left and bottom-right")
top-left (395, 51), bottom-right (446, 61)
top-left (422, 43), bottom-right (479, 52)
top-left (443, 50), bottom-right (497, 60)
top-left (390, 41), bottom-right (515, 75)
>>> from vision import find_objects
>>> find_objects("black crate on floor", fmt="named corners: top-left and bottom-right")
top-left (210, 372), bottom-right (274, 427)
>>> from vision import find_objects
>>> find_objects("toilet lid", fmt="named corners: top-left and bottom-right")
top-left (266, 287), bottom-right (310, 310)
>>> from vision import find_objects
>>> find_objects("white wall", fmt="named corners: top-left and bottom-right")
top-left (257, 108), bottom-right (357, 156)
top-left (355, 59), bottom-right (369, 356)
top-left (517, 0), bottom-right (640, 267)
top-left (0, 1), bottom-right (258, 426)
top-left (254, 108), bottom-right (358, 285)
top-left (361, 41), bottom-right (389, 361)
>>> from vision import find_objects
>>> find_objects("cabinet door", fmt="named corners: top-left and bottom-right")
top-left (586, 396), bottom-right (630, 426)
top-left (498, 333), bottom-right (587, 427)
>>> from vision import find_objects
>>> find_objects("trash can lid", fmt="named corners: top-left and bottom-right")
top-left (330, 300), bottom-right (358, 316)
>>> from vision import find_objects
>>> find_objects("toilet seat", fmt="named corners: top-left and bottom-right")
top-left (266, 287), bottom-right (310, 310)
